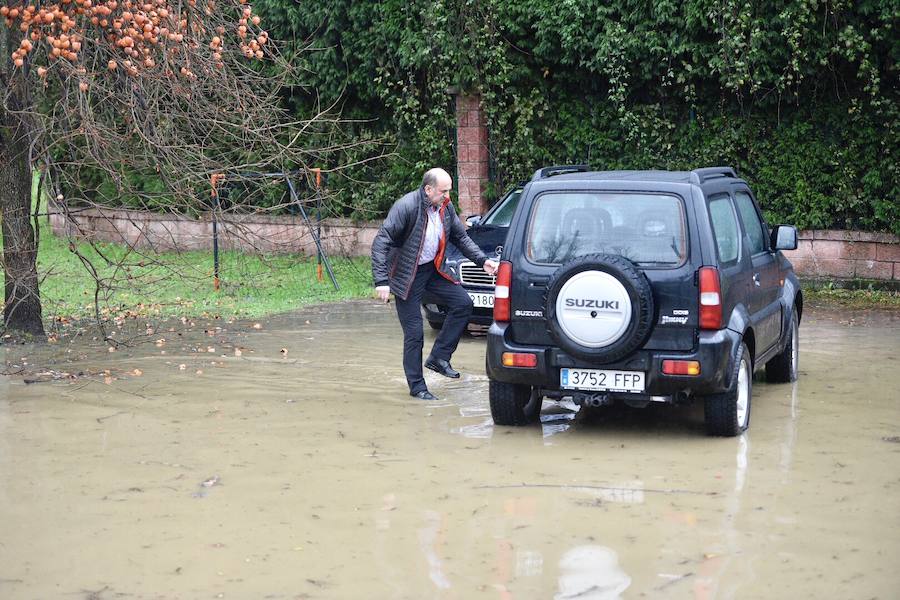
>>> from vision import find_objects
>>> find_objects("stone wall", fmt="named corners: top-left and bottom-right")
top-left (49, 205), bottom-right (381, 257)
top-left (783, 230), bottom-right (899, 281)
top-left (49, 205), bottom-right (899, 281)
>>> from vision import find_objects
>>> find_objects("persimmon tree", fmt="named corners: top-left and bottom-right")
top-left (1, 0), bottom-right (340, 338)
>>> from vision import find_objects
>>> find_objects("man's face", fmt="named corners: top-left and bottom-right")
top-left (425, 177), bottom-right (452, 206)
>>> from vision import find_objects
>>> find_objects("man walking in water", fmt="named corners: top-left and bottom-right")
top-left (372, 168), bottom-right (498, 400)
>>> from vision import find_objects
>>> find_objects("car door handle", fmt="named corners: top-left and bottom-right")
top-left (752, 273), bottom-right (761, 287)
top-left (528, 276), bottom-right (549, 288)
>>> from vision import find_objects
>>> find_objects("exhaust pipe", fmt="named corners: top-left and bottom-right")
top-left (573, 393), bottom-right (611, 408)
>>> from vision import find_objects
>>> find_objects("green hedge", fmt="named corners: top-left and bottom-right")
top-left (250, 0), bottom-right (897, 234)
top-left (52, 1), bottom-right (881, 233)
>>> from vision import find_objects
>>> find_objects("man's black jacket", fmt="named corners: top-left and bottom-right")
top-left (371, 187), bottom-right (487, 301)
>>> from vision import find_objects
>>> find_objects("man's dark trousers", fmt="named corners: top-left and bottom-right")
top-left (394, 262), bottom-right (473, 394)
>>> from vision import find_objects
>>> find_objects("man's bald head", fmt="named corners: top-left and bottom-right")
top-left (422, 168), bottom-right (453, 206)
top-left (422, 168), bottom-right (451, 189)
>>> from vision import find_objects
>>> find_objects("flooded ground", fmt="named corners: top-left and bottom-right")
top-left (1, 301), bottom-right (898, 599)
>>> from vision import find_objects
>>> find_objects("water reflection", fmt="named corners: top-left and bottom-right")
top-left (485, 493), bottom-right (635, 599)
top-left (540, 401), bottom-right (580, 441)
top-left (450, 399), bottom-right (580, 440)
top-left (735, 433), bottom-right (748, 493)
top-left (515, 549), bottom-right (543, 577)
top-left (780, 381), bottom-right (800, 477)
top-left (453, 417), bottom-right (495, 439)
top-left (418, 510), bottom-right (452, 590)
top-left (555, 545), bottom-right (631, 600)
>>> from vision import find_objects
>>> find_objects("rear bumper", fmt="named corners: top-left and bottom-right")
top-left (486, 322), bottom-right (741, 397)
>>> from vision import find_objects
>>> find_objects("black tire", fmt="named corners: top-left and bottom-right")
top-left (765, 308), bottom-right (799, 383)
top-left (704, 342), bottom-right (752, 437)
top-left (489, 379), bottom-right (540, 426)
top-left (545, 253), bottom-right (655, 363)
top-left (427, 319), bottom-right (443, 331)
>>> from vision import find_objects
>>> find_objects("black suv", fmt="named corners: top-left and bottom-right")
top-left (422, 183), bottom-right (524, 329)
top-left (486, 167), bottom-right (801, 436)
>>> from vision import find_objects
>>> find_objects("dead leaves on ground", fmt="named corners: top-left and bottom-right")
top-left (10, 317), bottom-right (304, 387)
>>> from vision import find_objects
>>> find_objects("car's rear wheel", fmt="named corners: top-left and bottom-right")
top-left (489, 379), bottom-right (540, 425)
top-left (765, 308), bottom-right (799, 383)
top-left (704, 342), bottom-right (752, 437)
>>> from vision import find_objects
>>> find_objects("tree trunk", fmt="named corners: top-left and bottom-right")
top-left (0, 27), bottom-right (45, 338)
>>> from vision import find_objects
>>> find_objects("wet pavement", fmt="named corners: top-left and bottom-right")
top-left (1, 301), bottom-right (898, 599)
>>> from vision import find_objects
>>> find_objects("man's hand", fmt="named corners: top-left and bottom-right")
top-left (483, 259), bottom-right (499, 276)
top-left (375, 286), bottom-right (391, 303)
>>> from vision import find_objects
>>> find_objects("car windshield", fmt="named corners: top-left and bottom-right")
top-left (526, 192), bottom-right (687, 266)
top-left (480, 187), bottom-right (523, 227)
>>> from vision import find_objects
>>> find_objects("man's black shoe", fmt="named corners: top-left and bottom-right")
top-left (411, 390), bottom-right (437, 400)
top-left (425, 357), bottom-right (460, 378)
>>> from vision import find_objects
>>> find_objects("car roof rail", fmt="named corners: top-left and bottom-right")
top-left (690, 166), bottom-right (738, 184)
top-left (531, 164), bottom-right (590, 181)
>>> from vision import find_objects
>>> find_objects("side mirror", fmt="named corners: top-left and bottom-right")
top-left (465, 215), bottom-right (482, 227)
top-left (771, 225), bottom-right (798, 251)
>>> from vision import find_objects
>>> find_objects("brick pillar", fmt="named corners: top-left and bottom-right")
top-left (455, 93), bottom-right (489, 218)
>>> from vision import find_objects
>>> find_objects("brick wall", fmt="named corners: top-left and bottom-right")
top-left (455, 93), bottom-right (489, 218)
top-left (783, 230), bottom-right (899, 281)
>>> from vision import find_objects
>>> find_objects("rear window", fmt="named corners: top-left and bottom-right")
top-left (526, 192), bottom-right (687, 266)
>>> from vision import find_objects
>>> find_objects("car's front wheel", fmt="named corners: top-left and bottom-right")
top-left (704, 342), bottom-right (752, 436)
top-left (489, 379), bottom-right (540, 425)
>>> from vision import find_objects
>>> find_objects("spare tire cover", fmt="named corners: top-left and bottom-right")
top-left (545, 253), bottom-right (655, 363)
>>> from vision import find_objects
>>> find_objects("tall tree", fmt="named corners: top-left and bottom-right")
top-left (1, 20), bottom-right (42, 336)
top-left (1, 0), bottom-right (335, 338)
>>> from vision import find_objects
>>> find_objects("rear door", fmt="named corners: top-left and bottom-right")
top-left (706, 192), bottom-right (749, 328)
top-left (732, 187), bottom-right (782, 352)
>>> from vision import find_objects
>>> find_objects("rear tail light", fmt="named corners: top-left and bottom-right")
top-left (493, 261), bottom-right (512, 322)
top-left (662, 360), bottom-right (701, 376)
top-left (502, 352), bottom-right (538, 368)
top-left (698, 266), bottom-right (723, 330)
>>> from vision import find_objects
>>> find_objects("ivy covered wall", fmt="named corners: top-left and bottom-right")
top-left (255, 0), bottom-right (898, 232)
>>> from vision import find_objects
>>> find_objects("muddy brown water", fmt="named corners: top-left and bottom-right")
top-left (1, 301), bottom-right (898, 599)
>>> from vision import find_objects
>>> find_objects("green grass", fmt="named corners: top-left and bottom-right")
top-left (802, 285), bottom-right (900, 309)
top-left (13, 171), bottom-right (367, 325)
top-left (34, 227), bottom-right (374, 323)
top-left (2, 177), bottom-right (375, 332)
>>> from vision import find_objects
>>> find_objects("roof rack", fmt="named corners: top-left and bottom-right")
top-left (531, 164), bottom-right (590, 181)
top-left (690, 167), bottom-right (738, 184)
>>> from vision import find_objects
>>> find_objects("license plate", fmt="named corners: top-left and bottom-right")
top-left (468, 292), bottom-right (494, 308)
top-left (560, 368), bottom-right (645, 393)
